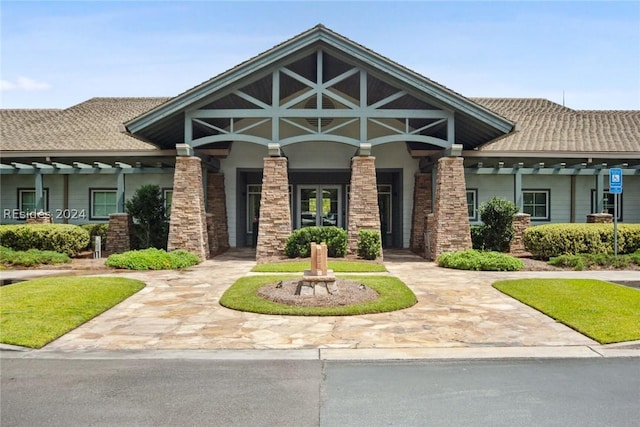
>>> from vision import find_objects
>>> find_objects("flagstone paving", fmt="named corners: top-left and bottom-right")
top-left (42, 249), bottom-right (639, 351)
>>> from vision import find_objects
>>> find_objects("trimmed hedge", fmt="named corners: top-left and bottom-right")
top-left (105, 248), bottom-right (200, 270)
top-left (284, 226), bottom-right (348, 258)
top-left (0, 224), bottom-right (90, 257)
top-left (524, 223), bottom-right (640, 259)
top-left (437, 249), bottom-right (524, 271)
top-left (357, 229), bottom-right (381, 260)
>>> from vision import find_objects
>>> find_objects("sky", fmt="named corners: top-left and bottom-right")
top-left (1, 1), bottom-right (639, 110)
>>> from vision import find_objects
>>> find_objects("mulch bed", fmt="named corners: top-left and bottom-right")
top-left (258, 279), bottom-right (379, 307)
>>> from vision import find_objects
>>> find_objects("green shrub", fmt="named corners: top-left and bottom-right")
top-left (437, 249), bottom-right (524, 271)
top-left (0, 246), bottom-right (71, 267)
top-left (0, 224), bottom-right (90, 257)
top-left (524, 223), bottom-right (640, 259)
top-left (105, 248), bottom-right (200, 270)
top-left (470, 225), bottom-right (485, 250)
top-left (357, 229), bottom-right (382, 260)
top-left (477, 197), bottom-right (519, 252)
top-left (80, 223), bottom-right (108, 251)
top-left (284, 227), bottom-right (348, 258)
top-left (126, 184), bottom-right (168, 249)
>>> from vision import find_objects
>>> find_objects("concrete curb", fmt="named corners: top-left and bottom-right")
top-left (2, 346), bottom-right (639, 361)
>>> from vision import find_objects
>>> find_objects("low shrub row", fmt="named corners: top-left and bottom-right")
top-left (524, 224), bottom-right (640, 259)
top-left (437, 249), bottom-right (524, 271)
top-left (549, 251), bottom-right (640, 270)
top-left (0, 224), bottom-right (90, 256)
top-left (105, 248), bottom-right (200, 270)
top-left (0, 245), bottom-right (71, 267)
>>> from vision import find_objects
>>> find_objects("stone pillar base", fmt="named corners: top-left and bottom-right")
top-left (510, 213), bottom-right (531, 256)
top-left (168, 155), bottom-right (209, 261)
top-left (256, 157), bottom-right (291, 262)
top-left (410, 173), bottom-right (432, 254)
top-left (106, 213), bottom-right (132, 255)
top-left (347, 156), bottom-right (381, 259)
top-left (430, 157), bottom-right (472, 259)
top-left (207, 172), bottom-right (229, 252)
top-left (587, 213), bottom-right (613, 223)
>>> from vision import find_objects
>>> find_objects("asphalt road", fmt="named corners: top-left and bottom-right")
top-left (1, 357), bottom-right (639, 426)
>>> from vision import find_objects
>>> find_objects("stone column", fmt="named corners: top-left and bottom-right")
top-left (167, 149), bottom-right (209, 261)
top-left (509, 213), bottom-right (531, 256)
top-left (347, 154), bottom-right (381, 257)
top-left (256, 156), bottom-right (291, 262)
top-left (26, 212), bottom-right (52, 224)
top-left (106, 213), bottom-right (132, 255)
top-left (410, 173), bottom-right (432, 254)
top-left (206, 172), bottom-right (229, 254)
top-left (587, 213), bottom-right (613, 223)
top-left (429, 156), bottom-right (472, 260)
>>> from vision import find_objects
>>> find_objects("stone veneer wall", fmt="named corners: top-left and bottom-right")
top-left (587, 213), bottom-right (613, 223)
top-left (256, 157), bottom-right (291, 262)
top-left (347, 156), bottom-right (381, 257)
top-left (410, 173), bottom-right (432, 253)
top-left (167, 156), bottom-right (209, 261)
top-left (26, 212), bottom-right (53, 224)
top-left (509, 213), bottom-right (531, 256)
top-left (205, 213), bottom-right (217, 257)
top-left (206, 172), bottom-right (229, 253)
top-left (106, 213), bottom-right (132, 255)
top-left (428, 157), bottom-right (471, 260)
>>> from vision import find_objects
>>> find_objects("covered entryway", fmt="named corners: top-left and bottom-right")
top-left (125, 25), bottom-right (514, 261)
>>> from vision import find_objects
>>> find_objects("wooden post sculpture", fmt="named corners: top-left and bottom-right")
top-left (296, 242), bottom-right (337, 295)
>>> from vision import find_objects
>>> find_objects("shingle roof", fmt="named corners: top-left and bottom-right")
top-left (0, 98), bottom-right (169, 152)
top-left (2, 96), bottom-right (638, 155)
top-left (471, 98), bottom-right (640, 153)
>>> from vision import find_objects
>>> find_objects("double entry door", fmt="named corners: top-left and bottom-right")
top-left (298, 185), bottom-right (342, 229)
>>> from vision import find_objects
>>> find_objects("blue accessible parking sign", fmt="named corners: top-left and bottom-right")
top-left (609, 168), bottom-right (623, 194)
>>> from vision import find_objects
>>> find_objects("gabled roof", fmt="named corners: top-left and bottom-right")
top-left (0, 98), bottom-right (168, 152)
top-left (126, 24), bottom-right (514, 148)
top-left (472, 98), bottom-right (640, 154)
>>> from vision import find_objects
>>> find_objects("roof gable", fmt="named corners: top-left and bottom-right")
top-left (126, 25), bottom-right (514, 148)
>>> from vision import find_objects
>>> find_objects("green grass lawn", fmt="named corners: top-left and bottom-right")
top-left (0, 276), bottom-right (145, 348)
top-left (220, 274), bottom-right (416, 316)
top-left (252, 260), bottom-right (387, 273)
top-left (493, 278), bottom-right (640, 344)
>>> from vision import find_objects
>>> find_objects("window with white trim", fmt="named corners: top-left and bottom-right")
top-left (522, 190), bottom-right (550, 220)
top-left (466, 189), bottom-right (478, 221)
top-left (18, 188), bottom-right (49, 213)
top-left (90, 189), bottom-right (117, 219)
top-left (591, 190), bottom-right (622, 221)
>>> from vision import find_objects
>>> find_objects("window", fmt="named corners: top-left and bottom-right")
top-left (591, 190), bottom-right (622, 221)
top-left (466, 189), bottom-right (478, 221)
top-left (522, 190), bottom-right (550, 220)
top-left (90, 189), bottom-right (117, 219)
top-left (163, 189), bottom-right (173, 216)
top-left (18, 188), bottom-right (49, 213)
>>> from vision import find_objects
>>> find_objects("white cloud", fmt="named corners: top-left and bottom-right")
top-left (0, 76), bottom-right (51, 92)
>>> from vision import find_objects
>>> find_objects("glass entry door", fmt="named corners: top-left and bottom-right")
top-left (298, 186), bottom-right (341, 228)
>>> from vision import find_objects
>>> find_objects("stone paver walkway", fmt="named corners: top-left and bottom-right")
top-left (37, 249), bottom-right (640, 351)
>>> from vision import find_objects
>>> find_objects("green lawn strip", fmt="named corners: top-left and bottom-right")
top-left (493, 279), bottom-right (640, 344)
top-left (0, 276), bottom-right (145, 348)
top-left (251, 260), bottom-right (387, 273)
top-left (220, 274), bottom-right (416, 316)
